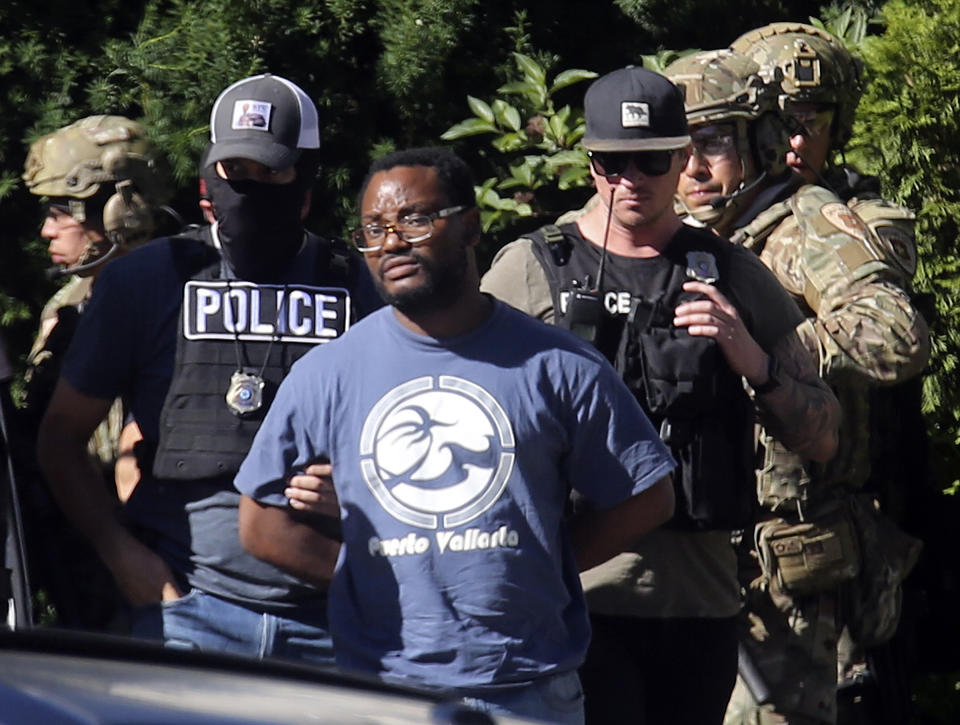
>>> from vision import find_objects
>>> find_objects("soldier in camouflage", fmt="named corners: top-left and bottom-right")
top-left (22, 114), bottom-right (170, 487)
top-left (665, 36), bottom-right (929, 725)
top-left (20, 115), bottom-right (170, 627)
top-left (730, 22), bottom-right (920, 282)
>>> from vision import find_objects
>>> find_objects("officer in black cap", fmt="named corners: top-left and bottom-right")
top-left (481, 65), bottom-right (841, 724)
top-left (37, 73), bottom-right (382, 661)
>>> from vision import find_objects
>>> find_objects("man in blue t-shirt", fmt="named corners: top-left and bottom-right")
top-left (36, 74), bottom-right (382, 662)
top-left (234, 147), bottom-right (677, 724)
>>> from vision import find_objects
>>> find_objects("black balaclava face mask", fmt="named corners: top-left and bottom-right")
top-left (202, 164), bottom-right (308, 282)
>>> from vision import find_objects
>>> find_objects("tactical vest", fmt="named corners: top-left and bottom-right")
top-left (732, 184), bottom-right (921, 506)
top-left (528, 224), bottom-right (756, 530)
top-left (152, 229), bottom-right (355, 480)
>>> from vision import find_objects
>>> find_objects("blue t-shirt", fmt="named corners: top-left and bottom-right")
top-left (235, 301), bottom-right (675, 687)
top-left (61, 229), bottom-right (384, 609)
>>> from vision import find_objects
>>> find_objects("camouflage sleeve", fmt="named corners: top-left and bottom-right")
top-left (795, 279), bottom-right (929, 384)
top-left (755, 329), bottom-right (841, 462)
top-left (480, 238), bottom-right (556, 323)
top-left (786, 187), bottom-right (929, 384)
top-left (27, 277), bottom-right (93, 364)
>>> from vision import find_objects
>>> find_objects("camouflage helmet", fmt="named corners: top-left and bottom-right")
top-left (665, 49), bottom-right (791, 226)
top-left (663, 49), bottom-right (772, 127)
top-left (731, 22), bottom-right (864, 147)
top-left (22, 115), bottom-right (169, 259)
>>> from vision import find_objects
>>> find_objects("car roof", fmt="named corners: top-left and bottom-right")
top-left (0, 628), bottom-right (538, 724)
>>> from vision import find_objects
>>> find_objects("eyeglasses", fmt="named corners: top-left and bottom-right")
top-left (44, 202), bottom-right (83, 227)
top-left (690, 133), bottom-right (736, 160)
top-left (787, 107), bottom-right (834, 138)
top-left (587, 150), bottom-right (676, 178)
top-left (350, 205), bottom-right (469, 253)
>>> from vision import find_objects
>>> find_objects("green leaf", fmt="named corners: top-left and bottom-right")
top-left (558, 166), bottom-right (592, 190)
top-left (480, 209), bottom-right (500, 233)
top-left (513, 52), bottom-right (546, 86)
top-left (491, 132), bottom-right (529, 153)
top-left (567, 121), bottom-right (587, 144)
top-left (477, 178), bottom-right (498, 195)
top-left (508, 162), bottom-right (534, 187)
top-left (547, 114), bottom-right (568, 144)
top-left (548, 69), bottom-right (597, 94)
top-left (497, 80), bottom-right (538, 99)
top-left (489, 195), bottom-right (521, 211)
top-left (440, 118), bottom-right (498, 140)
top-left (544, 149), bottom-right (589, 167)
top-left (478, 187), bottom-right (503, 207)
top-left (467, 95), bottom-right (495, 123)
top-left (504, 105), bottom-right (522, 132)
top-left (492, 99), bottom-right (522, 132)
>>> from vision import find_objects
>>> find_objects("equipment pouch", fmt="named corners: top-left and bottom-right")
top-left (756, 427), bottom-right (812, 509)
top-left (756, 510), bottom-right (861, 600)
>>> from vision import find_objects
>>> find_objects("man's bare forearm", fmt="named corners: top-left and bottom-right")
top-left (238, 495), bottom-right (340, 589)
top-left (571, 475), bottom-right (674, 572)
top-left (755, 331), bottom-right (840, 463)
top-left (37, 380), bottom-right (184, 605)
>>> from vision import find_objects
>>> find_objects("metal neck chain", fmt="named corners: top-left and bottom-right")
top-left (225, 279), bottom-right (289, 376)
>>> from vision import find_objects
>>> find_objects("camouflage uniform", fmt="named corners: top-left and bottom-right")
top-left (725, 183), bottom-right (927, 725)
top-left (23, 275), bottom-right (124, 468)
top-left (19, 115), bottom-right (168, 629)
top-left (21, 114), bottom-right (168, 470)
top-left (664, 40), bottom-right (929, 725)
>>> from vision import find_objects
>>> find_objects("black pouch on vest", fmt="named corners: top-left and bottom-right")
top-left (616, 294), bottom-right (756, 531)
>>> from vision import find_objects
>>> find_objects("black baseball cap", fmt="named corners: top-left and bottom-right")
top-left (583, 66), bottom-right (691, 152)
top-left (206, 73), bottom-right (320, 170)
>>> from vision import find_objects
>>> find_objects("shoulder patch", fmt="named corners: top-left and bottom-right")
top-left (875, 225), bottom-right (917, 277)
top-left (847, 197), bottom-right (919, 279)
top-left (820, 202), bottom-right (871, 243)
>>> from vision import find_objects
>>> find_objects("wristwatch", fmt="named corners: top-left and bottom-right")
top-left (753, 355), bottom-right (783, 396)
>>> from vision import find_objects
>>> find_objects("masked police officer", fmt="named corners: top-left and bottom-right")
top-left (481, 65), bottom-right (841, 725)
top-left (664, 42), bottom-right (929, 725)
top-left (37, 74), bottom-right (382, 661)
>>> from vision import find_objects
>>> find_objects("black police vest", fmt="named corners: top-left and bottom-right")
top-left (152, 229), bottom-right (355, 481)
top-left (528, 223), bottom-right (755, 530)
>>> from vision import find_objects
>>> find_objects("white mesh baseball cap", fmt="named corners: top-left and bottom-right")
top-left (207, 73), bottom-right (320, 170)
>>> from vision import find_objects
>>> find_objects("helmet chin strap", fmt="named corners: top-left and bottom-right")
top-left (708, 170), bottom-right (769, 210)
top-left (680, 126), bottom-right (766, 228)
top-left (46, 232), bottom-right (120, 281)
top-left (679, 193), bottom-right (726, 225)
top-left (682, 156), bottom-right (765, 228)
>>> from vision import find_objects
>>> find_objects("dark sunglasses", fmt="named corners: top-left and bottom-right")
top-left (786, 107), bottom-right (835, 139)
top-left (588, 150), bottom-right (676, 178)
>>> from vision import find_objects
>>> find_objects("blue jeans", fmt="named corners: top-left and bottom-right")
top-left (130, 589), bottom-right (335, 667)
top-left (457, 670), bottom-right (585, 725)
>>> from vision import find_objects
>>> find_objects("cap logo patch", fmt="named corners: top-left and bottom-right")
top-left (231, 100), bottom-right (271, 131)
top-left (621, 102), bottom-right (650, 128)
